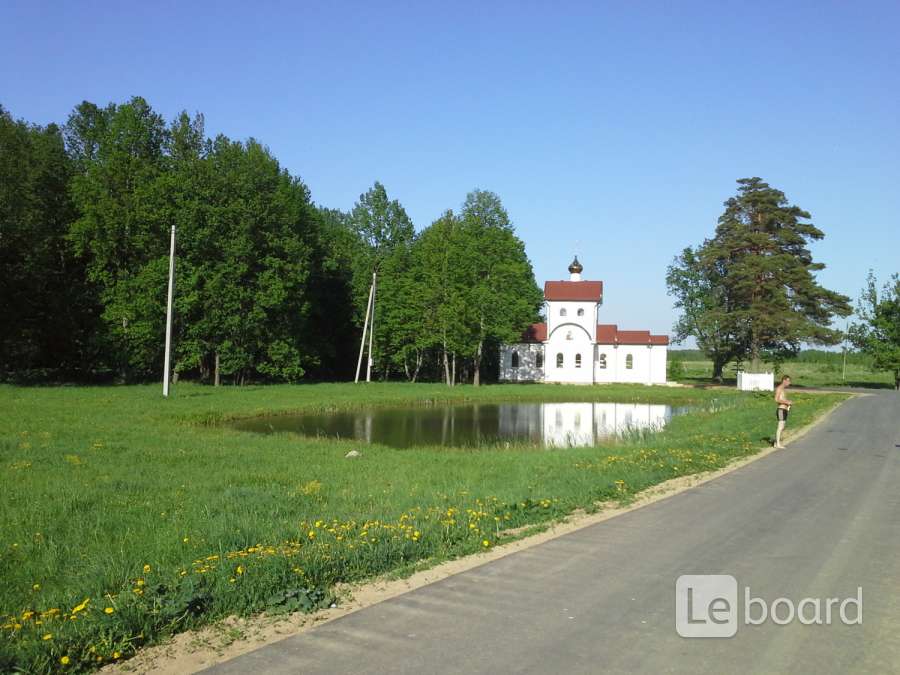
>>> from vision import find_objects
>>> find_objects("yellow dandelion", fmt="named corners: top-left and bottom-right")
top-left (236, 565), bottom-right (244, 575)
top-left (60, 656), bottom-right (70, 665)
top-left (113, 651), bottom-right (121, 659)
top-left (104, 607), bottom-right (114, 614)
top-left (32, 583), bottom-right (40, 591)
top-left (42, 633), bottom-right (53, 640)
top-left (482, 540), bottom-right (491, 548)
top-left (143, 564), bottom-right (151, 573)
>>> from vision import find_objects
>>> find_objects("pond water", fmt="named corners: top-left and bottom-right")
top-left (232, 401), bottom-right (690, 449)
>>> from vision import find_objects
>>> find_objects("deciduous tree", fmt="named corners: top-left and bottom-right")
top-left (666, 246), bottom-right (744, 380)
top-left (0, 106), bottom-right (102, 378)
top-left (455, 190), bottom-right (543, 385)
top-left (850, 271), bottom-right (900, 389)
top-left (348, 182), bottom-right (415, 377)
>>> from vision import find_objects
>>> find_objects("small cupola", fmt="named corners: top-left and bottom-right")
top-left (568, 256), bottom-right (583, 281)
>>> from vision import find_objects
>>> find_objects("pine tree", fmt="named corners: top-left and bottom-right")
top-left (702, 178), bottom-right (851, 370)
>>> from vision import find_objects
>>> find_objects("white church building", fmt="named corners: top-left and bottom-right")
top-left (500, 258), bottom-right (668, 385)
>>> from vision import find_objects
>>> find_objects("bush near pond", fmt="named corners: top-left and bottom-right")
top-left (0, 383), bottom-right (844, 672)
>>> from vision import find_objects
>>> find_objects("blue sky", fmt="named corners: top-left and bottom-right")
top-left (3, 1), bottom-right (898, 342)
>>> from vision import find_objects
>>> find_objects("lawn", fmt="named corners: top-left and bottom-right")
top-left (671, 358), bottom-right (894, 389)
top-left (0, 382), bottom-right (845, 672)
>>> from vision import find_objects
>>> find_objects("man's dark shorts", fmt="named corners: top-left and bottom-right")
top-left (777, 408), bottom-right (789, 422)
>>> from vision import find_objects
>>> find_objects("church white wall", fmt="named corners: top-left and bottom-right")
top-left (499, 343), bottom-right (544, 382)
top-left (545, 324), bottom-right (594, 384)
top-left (650, 345), bottom-right (667, 384)
top-left (546, 301), bottom-right (598, 341)
top-left (611, 346), bottom-right (641, 383)
top-left (499, 336), bottom-right (667, 385)
top-left (593, 345), bottom-right (667, 384)
top-left (594, 344), bottom-right (617, 383)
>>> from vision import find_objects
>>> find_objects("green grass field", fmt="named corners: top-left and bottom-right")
top-left (0, 382), bottom-right (845, 672)
top-left (669, 356), bottom-right (894, 388)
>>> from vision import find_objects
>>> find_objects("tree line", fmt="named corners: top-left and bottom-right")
top-left (0, 97), bottom-right (541, 385)
top-left (5, 99), bottom-right (896, 388)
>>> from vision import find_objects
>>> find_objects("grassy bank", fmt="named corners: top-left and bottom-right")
top-left (1, 383), bottom-right (844, 671)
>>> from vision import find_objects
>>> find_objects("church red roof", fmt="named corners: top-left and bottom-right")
top-left (597, 325), bottom-right (669, 345)
top-left (544, 280), bottom-right (603, 302)
top-left (596, 324), bottom-right (618, 343)
top-left (519, 322), bottom-right (668, 345)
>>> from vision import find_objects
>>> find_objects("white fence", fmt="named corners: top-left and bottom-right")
top-left (736, 371), bottom-right (774, 391)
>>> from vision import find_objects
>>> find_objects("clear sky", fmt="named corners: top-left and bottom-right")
top-left (2, 0), bottom-right (898, 342)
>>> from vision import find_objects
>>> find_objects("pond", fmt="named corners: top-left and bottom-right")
top-left (232, 401), bottom-right (690, 448)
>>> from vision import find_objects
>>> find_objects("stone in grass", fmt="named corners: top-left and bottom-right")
top-left (345, 450), bottom-right (362, 459)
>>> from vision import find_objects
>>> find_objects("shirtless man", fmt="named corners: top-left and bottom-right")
top-left (774, 375), bottom-right (793, 449)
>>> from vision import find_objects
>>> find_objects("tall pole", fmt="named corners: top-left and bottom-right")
top-left (163, 225), bottom-right (176, 397)
top-left (366, 271), bottom-right (377, 382)
top-left (354, 273), bottom-right (375, 383)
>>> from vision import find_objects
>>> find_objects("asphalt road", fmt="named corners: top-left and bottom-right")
top-left (209, 390), bottom-right (900, 675)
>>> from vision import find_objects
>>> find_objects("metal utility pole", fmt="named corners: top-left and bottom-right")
top-left (355, 272), bottom-right (376, 383)
top-left (366, 272), bottom-right (377, 382)
top-left (163, 225), bottom-right (176, 397)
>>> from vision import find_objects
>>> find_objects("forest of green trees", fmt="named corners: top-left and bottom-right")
top-left (0, 97), bottom-right (543, 385)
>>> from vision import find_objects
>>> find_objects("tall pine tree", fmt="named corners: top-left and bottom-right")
top-left (701, 178), bottom-right (851, 369)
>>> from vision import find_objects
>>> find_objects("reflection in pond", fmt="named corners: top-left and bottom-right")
top-left (233, 401), bottom-right (688, 449)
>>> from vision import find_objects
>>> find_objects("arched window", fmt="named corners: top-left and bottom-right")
top-left (511, 351), bottom-right (519, 369)
top-left (626, 354), bottom-right (634, 369)
top-left (598, 353), bottom-right (607, 369)
top-left (556, 353), bottom-right (564, 368)
top-left (577, 308), bottom-right (584, 316)
top-left (536, 351), bottom-right (543, 369)
top-left (575, 353), bottom-right (582, 368)
top-left (560, 308), bottom-right (567, 317)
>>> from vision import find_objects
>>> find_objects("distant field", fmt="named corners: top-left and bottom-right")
top-left (0, 382), bottom-right (844, 671)
top-left (668, 352), bottom-right (893, 389)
